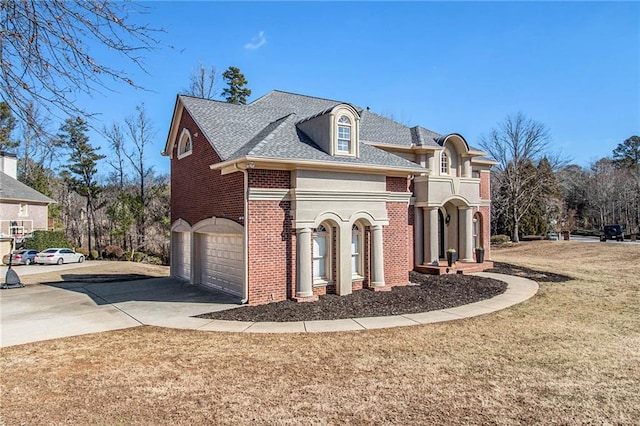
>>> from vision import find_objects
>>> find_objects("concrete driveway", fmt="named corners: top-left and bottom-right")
top-left (0, 276), bottom-right (241, 347)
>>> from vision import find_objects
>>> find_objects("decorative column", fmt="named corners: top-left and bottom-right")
top-left (423, 207), bottom-right (439, 264)
top-left (459, 207), bottom-right (474, 262)
top-left (295, 227), bottom-right (314, 299)
top-left (371, 224), bottom-right (386, 288)
top-left (414, 206), bottom-right (424, 266)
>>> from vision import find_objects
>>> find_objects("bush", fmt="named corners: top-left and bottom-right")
top-left (521, 235), bottom-right (544, 241)
top-left (90, 250), bottom-right (99, 260)
top-left (143, 255), bottom-right (163, 265)
top-left (122, 250), bottom-right (132, 261)
top-left (23, 230), bottom-right (72, 252)
top-left (490, 234), bottom-right (511, 245)
top-left (104, 245), bottom-right (124, 260)
top-left (132, 251), bottom-right (146, 263)
top-left (75, 247), bottom-right (89, 256)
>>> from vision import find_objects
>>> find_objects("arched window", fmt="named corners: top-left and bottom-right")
top-left (440, 151), bottom-right (449, 175)
top-left (177, 129), bottom-right (193, 159)
top-left (313, 224), bottom-right (329, 282)
top-left (337, 115), bottom-right (352, 154)
top-left (351, 224), bottom-right (362, 277)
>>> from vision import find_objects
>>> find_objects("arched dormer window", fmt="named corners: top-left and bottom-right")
top-left (177, 128), bottom-right (193, 159)
top-left (440, 151), bottom-right (449, 175)
top-left (337, 115), bottom-right (352, 154)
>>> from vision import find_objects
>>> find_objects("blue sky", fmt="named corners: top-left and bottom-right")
top-left (75, 1), bottom-right (639, 176)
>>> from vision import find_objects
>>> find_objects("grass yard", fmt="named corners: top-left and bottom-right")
top-left (1, 242), bottom-right (639, 425)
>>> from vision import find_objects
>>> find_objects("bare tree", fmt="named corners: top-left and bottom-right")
top-left (185, 63), bottom-right (217, 99)
top-left (1, 0), bottom-right (162, 130)
top-left (124, 104), bottom-right (155, 249)
top-left (480, 112), bottom-right (563, 242)
top-left (104, 123), bottom-right (127, 189)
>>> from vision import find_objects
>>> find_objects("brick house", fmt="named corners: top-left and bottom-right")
top-left (0, 151), bottom-right (55, 254)
top-left (163, 91), bottom-right (494, 305)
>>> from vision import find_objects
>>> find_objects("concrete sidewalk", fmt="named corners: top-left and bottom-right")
top-left (0, 273), bottom-right (538, 347)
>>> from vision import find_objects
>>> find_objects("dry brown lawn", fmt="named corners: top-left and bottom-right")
top-left (1, 242), bottom-right (639, 425)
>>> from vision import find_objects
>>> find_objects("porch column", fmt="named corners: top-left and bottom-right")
top-left (423, 207), bottom-right (439, 264)
top-left (459, 207), bottom-right (474, 262)
top-left (414, 206), bottom-right (424, 266)
top-left (371, 224), bottom-right (386, 288)
top-left (295, 227), bottom-right (313, 298)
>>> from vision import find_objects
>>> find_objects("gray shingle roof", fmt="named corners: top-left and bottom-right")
top-left (0, 172), bottom-right (55, 204)
top-left (179, 90), bottom-right (449, 171)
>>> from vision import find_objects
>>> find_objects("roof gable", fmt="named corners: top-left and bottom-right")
top-left (0, 172), bottom-right (56, 204)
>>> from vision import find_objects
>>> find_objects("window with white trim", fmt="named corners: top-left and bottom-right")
top-left (351, 224), bottom-right (362, 277)
top-left (337, 115), bottom-right (352, 154)
top-left (313, 225), bottom-right (329, 282)
top-left (440, 151), bottom-right (449, 175)
top-left (177, 129), bottom-right (193, 159)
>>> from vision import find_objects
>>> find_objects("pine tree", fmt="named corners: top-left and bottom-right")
top-left (0, 102), bottom-right (18, 151)
top-left (59, 117), bottom-right (105, 253)
top-left (221, 66), bottom-right (251, 104)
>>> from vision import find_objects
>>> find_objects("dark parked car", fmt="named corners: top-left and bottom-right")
top-left (600, 225), bottom-right (624, 242)
top-left (2, 249), bottom-right (39, 265)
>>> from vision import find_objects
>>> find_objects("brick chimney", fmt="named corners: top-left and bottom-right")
top-left (0, 151), bottom-right (18, 179)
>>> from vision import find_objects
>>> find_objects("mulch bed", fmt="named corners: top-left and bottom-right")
top-left (486, 262), bottom-right (572, 283)
top-left (196, 272), bottom-right (508, 322)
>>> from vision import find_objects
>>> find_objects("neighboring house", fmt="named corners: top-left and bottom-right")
top-left (0, 152), bottom-right (55, 255)
top-left (163, 91), bottom-right (495, 305)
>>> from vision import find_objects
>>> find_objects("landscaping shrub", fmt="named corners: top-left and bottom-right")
top-left (23, 230), bottom-right (72, 251)
top-left (122, 250), bottom-right (132, 261)
top-left (132, 252), bottom-right (146, 263)
top-left (143, 255), bottom-right (163, 265)
top-left (491, 234), bottom-right (511, 245)
top-left (90, 250), bottom-right (99, 260)
top-left (75, 247), bottom-right (89, 256)
top-left (104, 245), bottom-right (124, 260)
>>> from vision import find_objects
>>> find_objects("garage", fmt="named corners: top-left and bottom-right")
top-left (172, 231), bottom-right (191, 280)
top-left (193, 218), bottom-right (244, 298)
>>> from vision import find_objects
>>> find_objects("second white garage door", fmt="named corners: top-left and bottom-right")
top-left (197, 232), bottom-right (244, 297)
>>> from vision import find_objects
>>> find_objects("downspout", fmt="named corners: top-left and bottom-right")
top-left (236, 163), bottom-right (250, 304)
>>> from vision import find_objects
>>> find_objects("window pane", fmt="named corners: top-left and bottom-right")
top-left (352, 254), bottom-right (358, 274)
top-left (313, 236), bottom-right (326, 257)
top-left (351, 234), bottom-right (359, 254)
top-left (338, 126), bottom-right (350, 139)
top-left (314, 259), bottom-right (325, 278)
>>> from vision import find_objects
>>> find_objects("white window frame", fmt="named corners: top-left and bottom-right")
top-left (313, 224), bottom-right (331, 284)
top-left (351, 223), bottom-right (363, 279)
top-left (440, 151), bottom-right (449, 175)
top-left (177, 128), bottom-right (193, 159)
top-left (336, 115), bottom-right (353, 156)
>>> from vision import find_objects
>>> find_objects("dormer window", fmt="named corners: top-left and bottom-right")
top-left (177, 128), bottom-right (193, 159)
top-left (337, 116), bottom-right (352, 154)
top-left (440, 151), bottom-right (449, 175)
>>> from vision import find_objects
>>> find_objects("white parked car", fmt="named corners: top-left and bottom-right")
top-left (35, 248), bottom-right (85, 265)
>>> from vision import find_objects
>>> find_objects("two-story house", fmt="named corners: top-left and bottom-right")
top-left (163, 91), bottom-right (494, 305)
top-left (0, 152), bottom-right (55, 254)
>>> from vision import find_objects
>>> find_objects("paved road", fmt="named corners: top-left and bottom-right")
top-left (1, 260), bottom-right (98, 279)
top-left (566, 235), bottom-right (640, 245)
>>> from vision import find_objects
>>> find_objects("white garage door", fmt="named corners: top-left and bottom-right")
top-left (198, 232), bottom-right (244, 297)
top-left (172, 231), bottom-right (191, 280)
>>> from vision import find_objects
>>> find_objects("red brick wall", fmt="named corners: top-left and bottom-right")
top-left (480, 170), bottom-right (491, 200)
top-left (246, 199), bottom-right (294, 305)
top-left (246, 169), bottom-right (293, 305)
top-left (170, 109), bottom-right (244, 226)
top-left (383, 177), bottom-right (411, 287)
